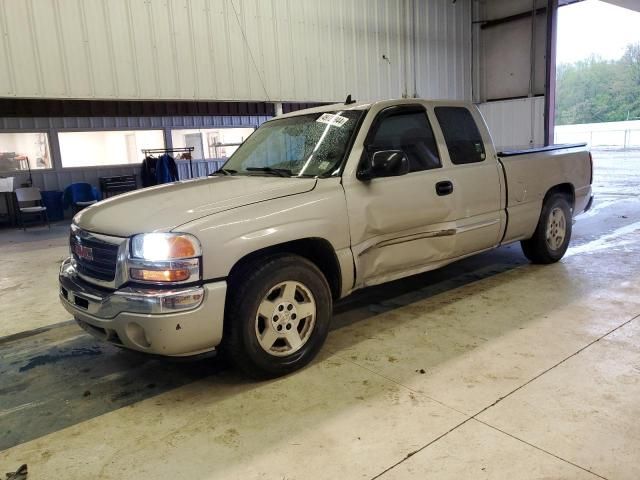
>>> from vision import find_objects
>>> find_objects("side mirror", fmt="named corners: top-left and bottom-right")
top-left (358, 150), bottom-right (410, 180)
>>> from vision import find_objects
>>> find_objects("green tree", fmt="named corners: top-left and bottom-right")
top-left (555, 43), bottom-right (640, 125)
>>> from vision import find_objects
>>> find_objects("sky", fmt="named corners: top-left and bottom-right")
top-left (557, 0), bottom-right (640, 65)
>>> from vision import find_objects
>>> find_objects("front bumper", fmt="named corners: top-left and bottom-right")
top-left (59, 258), bottom-right (226, 356)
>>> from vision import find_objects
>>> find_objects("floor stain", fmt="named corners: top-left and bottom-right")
top-left (215, 428), bottom-right (240, 448)
top-left (111, 390), bottom-right (135, 402)
top-left (19, 346), bottom-right (103, 372)
top-left (0, 283), bottom-right (23, 294)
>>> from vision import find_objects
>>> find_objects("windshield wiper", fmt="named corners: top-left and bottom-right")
top-left (246, 167), bottom-right (292, 177)
top-left (210, 168), bottom-right (237, 176)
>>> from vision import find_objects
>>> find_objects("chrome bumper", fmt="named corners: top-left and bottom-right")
top-left (58, 258), bottom-right (227, 356)
top-left (59, 258), bottom-right (205, 317)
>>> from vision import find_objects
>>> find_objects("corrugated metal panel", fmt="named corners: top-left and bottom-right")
top-left (415, 0), bottom-right (471, 100)
top-left (0, 0), bottom-right (472, 102)
top-left (478, 96), bottom-right (545, 149)
top-left (0, 114), bottom-right (269, 131)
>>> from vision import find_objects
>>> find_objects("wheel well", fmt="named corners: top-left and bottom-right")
top-left (544, 183), bottom-right (575, 208)
top-left (228, 238), bottom-right (342, 300)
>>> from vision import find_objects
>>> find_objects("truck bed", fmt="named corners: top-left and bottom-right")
top-left (497, 143), bottom-right (592, 244)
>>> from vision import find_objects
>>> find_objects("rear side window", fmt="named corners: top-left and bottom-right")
top-left (369, 108), bottom-right (441, 172)
top-left (434, 107), bottom-right (486, 165)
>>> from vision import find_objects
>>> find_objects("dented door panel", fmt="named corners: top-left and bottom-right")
top-left (345, 170), bottom-right (457, 288)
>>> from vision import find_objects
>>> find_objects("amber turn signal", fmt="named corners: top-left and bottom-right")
top-left (130, 268), bottom-right (191, 282)
top-left (166, 236), bottom-right (198, 259)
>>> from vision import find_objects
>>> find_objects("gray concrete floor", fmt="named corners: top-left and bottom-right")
top-left (1, 150), bottom-right (639, 479)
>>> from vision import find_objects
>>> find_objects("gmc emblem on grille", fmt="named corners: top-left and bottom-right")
top-left (73, 243), bottom-right (94, 261)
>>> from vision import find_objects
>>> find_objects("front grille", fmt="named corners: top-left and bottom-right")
top-left (70, 232), bottom-right (119, 282)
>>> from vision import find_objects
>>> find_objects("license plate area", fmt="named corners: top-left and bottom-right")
top-left (74, 296), bottom-right (89, 309)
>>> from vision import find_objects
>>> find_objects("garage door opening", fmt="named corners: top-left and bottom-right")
top-left (555, 0), bottom-right (640, 145)
top-left (556, 0), bottom-right (640, 199)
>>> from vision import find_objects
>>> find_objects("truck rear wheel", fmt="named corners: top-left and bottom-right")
top-left (521, 193), bottom-right (572, 264)
top-left (224, 254), bottom-right (332, 378)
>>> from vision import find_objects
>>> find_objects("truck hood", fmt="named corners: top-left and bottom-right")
top-left (75, 176), bottom-right (317, 237)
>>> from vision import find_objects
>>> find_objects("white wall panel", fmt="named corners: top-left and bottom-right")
top-left (476, 0), bottom-right (547, 101)
top-left (2, 0), bottom-right (40, 96)
top-left (482, 0), bottom-right (546, 20)
top-left (30, 0), bottom-right (67, 97)
top-left (0, 2), bottom-right (12, 95)
top-left (57, 0), bottom-right (93, 98)
top-left (416, 0), bottom-right (471, 99)
top-left (481, 15), bottom-right (547, 100)
top-left (128, 1), bottom-right (157, 98)
top-left (0, 0), bottom-right (472, 102)
top-left (478, 96), bottom-right (545, 149)
top-left (105, 0), bottom-right (138, 98)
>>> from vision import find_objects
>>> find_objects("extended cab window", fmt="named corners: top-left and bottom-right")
top-left (368, 108), bottom-right (441, 172)
top-left (434, 107), bottom-right (486, 165)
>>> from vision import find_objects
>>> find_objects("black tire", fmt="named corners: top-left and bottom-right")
top-left (223, 254), bottom-right (332, 379)
top-left (521, 193), bottom-right (573, 264)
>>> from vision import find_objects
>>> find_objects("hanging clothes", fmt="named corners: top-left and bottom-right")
top-left (156, 153), bottom-right (179, 184)
top-left (141, 156), bottom-right (158, 187)
top-left (141, 151), bottom-right (181, 187)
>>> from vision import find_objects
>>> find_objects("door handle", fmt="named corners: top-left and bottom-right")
top-left (436, 181), bottom-right (454, 196)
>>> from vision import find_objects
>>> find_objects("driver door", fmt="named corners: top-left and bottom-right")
top-left (343, 104), bottom-right (458, 287)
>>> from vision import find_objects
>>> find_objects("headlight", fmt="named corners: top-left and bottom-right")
top-left (131, 233), bottom-right (201, 260)
top-left (128, 233), bottom-right (201, 284)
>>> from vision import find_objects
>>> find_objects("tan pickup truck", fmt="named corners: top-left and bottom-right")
top-left (59, 98), bottom-right (593, 377)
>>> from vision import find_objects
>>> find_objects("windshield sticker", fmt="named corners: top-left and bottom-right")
top-left (316, 113), bottom-right (349, 127)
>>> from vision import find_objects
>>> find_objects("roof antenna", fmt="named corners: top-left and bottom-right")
top-left (345, 94), bottom-right (356, 105)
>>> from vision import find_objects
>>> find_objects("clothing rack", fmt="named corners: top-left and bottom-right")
top-left (142, 147), bottom-right (195, 178)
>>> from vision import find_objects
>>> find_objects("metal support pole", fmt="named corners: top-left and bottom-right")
top-left (544, 0), bottom-right (558, 146)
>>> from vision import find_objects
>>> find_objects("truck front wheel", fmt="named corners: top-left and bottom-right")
top-left (224, 254), bottom-right (332, 378)
top-left (521, 193), bottom-right (573, 264)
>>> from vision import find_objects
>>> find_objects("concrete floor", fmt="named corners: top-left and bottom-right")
top-left (1, 150), bottom-right (639, 479)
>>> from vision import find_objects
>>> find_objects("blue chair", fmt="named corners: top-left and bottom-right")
top-left (63, 183), bottom-right (101, 214)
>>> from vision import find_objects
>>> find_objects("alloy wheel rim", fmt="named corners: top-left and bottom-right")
top-left (545, 207), bottom-right (567, 251)
top-left (255, 281), bottom-right (316, 356)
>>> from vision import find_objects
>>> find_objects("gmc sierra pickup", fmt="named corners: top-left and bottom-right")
top-left (59, 98), bottom-right (593, 377)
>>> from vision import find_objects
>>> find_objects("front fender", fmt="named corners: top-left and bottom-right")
top-left (177, 178), bottom-right (352, 284)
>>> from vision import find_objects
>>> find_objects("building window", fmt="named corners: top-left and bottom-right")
top-left (171, 128), bottom-right (255, 161)
top-left (0, 132), bottom-right (51, 171)
top-left (58, 130), bottom-right (164, 168)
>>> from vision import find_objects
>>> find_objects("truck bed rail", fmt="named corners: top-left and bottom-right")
top-left (498, 143), bottom-right (587, 157)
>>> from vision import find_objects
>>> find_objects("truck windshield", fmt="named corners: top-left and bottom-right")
top-left (221, 110), bottom-right (363, 177)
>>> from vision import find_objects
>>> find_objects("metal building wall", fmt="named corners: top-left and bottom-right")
top-left (474, 0), bottom-right (551, 149)
top-left (0, 0), bottom-right (472, 103)
top-left (476, 0), bottom-right (547, 101)
top-left (478, 96), bottom-right (545, 149)
top-left (414, 0), bottom-right (472, 100)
